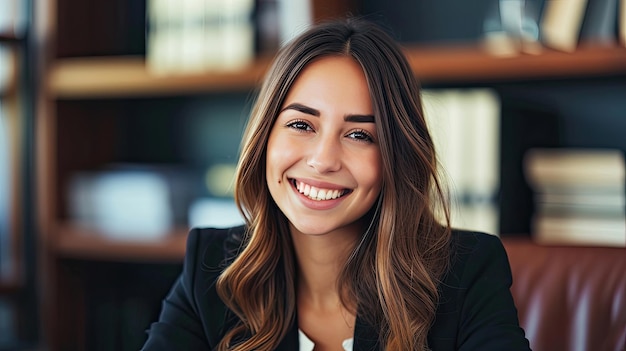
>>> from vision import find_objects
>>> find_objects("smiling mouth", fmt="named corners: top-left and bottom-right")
top-left (291, 179), bottom-right (350, 201)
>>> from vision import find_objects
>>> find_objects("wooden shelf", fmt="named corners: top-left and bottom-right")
top-left (0, 33), bottom-right (21, 43)
top-left (405, 44), bottom-right (626, 84)
top-left (48, 45), bottom-right (626, 99)
top-left (49, 55), bottom-right (273, 98)
top-left (54, 222), bottom-right (189, 262)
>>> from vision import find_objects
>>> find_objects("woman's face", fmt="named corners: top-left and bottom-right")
top-left (266, 56), bottom-right (383, 237)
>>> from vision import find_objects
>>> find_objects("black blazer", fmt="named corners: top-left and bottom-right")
top-left (142, 226), bottom-right (531, 350)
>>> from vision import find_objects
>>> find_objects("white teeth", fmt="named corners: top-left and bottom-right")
top-left (296, 181), bottom-right (344, 201)
top-left (326, 190), bottom-right (339, 200)
top-left (317, 189), bottom-right (326, 200)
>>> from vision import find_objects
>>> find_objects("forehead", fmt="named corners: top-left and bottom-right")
top-left (293, 55), bottom-right (366, 86)
top-left (282, 56), bottom-right (373, 112)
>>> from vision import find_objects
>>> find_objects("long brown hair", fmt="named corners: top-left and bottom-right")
top-left (216, 17), bottom-right (452, 351)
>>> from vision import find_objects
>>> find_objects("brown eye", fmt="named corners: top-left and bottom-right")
top-left (346, 129), bottom-right (374, 143)
top-left (286, 120), bottom-right (313, 132)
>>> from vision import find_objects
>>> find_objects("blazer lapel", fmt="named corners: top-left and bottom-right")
top-left (275, 321), bottom-right (299, 350)
top-left (352, 315), bottom-right (381, 351)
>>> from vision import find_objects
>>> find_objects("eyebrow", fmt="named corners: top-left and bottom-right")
top-left (281, 103), bottom-right (375, 123)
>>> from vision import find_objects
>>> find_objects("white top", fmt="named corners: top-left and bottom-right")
top-left (299, 329), bottom-right (354, 351)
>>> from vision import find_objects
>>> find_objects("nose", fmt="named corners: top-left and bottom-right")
top-left (306, 135), bottom-right (341, 173)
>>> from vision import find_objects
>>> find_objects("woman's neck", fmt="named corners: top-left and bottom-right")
top-left (291, 226), bottom-right (359, 347)
top-left (290, 226), bottom-right (359, 310)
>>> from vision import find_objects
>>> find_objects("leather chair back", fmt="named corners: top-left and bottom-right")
top-left (502, 237), bottom-right (626, 351)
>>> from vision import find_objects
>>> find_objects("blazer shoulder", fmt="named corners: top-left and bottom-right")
top-left (449, 229), bottom-right (505, 261)
top-left (444, 229), bottom-right (511, 288)
top-left (141, 226), bottom-right (246, 349)
top-left (434, 230), bottom-right (530, 350)
top-left (186, 225), bottom-right (246, 271)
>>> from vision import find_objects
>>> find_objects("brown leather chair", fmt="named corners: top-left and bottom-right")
top-left (502, 237), bottom-right (626, 351)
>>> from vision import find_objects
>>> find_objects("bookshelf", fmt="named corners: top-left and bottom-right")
top-left (49, 55), bottom-right (274, 98)
top-left (41, 45), bottom-right (626, 264)
top-left (55, 223), bottom-right (188, 262)
top-left (403, 45), bottom-right (626, 83)
top-left (48, 46), bottom-right (626, 98)
top-left (34, 0), bottom-right (626, 349)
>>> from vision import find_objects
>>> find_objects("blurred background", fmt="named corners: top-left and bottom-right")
top-left (1, 0), bottom-right (625, 349)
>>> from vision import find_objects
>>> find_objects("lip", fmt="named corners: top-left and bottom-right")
top-left (291, 177), bottom-right (348, 190)
top-left (289, 177), bottom-right (351, 210)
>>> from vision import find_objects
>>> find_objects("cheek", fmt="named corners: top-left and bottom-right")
top-left (361, 152), bottom-right (383, 189)
top-left (265, 135), bottom-right (281, 197)
top-left (266, 132), bottom-right (295, 177)
top-left (265, 135), bottom-right (279, 177)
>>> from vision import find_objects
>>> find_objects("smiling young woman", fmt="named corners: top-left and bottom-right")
top-left (142, 18), bottom-right (531, 351)
top-left (266, 55), bottom-right (382, 238)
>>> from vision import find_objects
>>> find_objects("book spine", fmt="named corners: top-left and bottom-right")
top-left (146, 0), bottom-right (179, 75)
top-left (533, 214), bottom-right (626, 247)
top-left (540, 0), bottom-right (589, 51)
top-left (277, 0), bottom-right (312, 45)
top-left (579, 0), bottom-right (619, 46)
top-left (620, 0), bottom-right (626, 45)
top-left (179, 0), bottom-right (207, 73)
top-left (0, 98), bottom-right (17, 281)
top-left (217, 0), bottom-right (256, 70)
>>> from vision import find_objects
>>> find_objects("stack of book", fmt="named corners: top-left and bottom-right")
top-left (524, 148), bottom-right (626, 247)
top-left (145, 0), bottom-right (315, 75)
top-left (146, 0), bottom-right (256, 75)
top-left (422, 88), bottom-right (501, 235)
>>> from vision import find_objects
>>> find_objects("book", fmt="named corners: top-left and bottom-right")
top-left (524, 147), bottom-right (626, 247)
top-left (579, 0), bottom-right (619, 46)
top-left (256, 0), bottom-right (281, 54)
top-left (146, 0), bottom-right (180, 74)
top-left (0, 0), bottom-right (9, 35)
top-left (215, 0), bottom-right (256, 71)
top-left (146, 0), bottom-right (256, 75)
top-left (0, 0), bottom-right (26, 38)
top-left (533, 213), bottom-right (626, 247)
top-left (180, 0), bottom-right (208, 73)
top-left (277, 0), bottom-right (312, 45)
top-left (422, 88), bottom-right (501, 234)
top-left (540, 0), bottom-right (589, 51)
top-left (538, 190), bottom-right (625, 214)
top-left (482, 0), bottom-right (544, 56)
top-left (621, 0), bottom-right (626, 45)
top-left (524, 148), bottom-right (626, 189)
top-left (0, 100), bottom-right (15, 281)
top-left (0, 46), bottom-right (12, 94)
top-left (464, 89), bottom-right (501, 200)
top-left (0, 102), bottom-right (9, 280)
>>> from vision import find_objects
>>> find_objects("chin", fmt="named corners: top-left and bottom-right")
top-left (287, 219), bottom-right (335, 236)
top-left (291, 224), bottom-right (333, 237)
top-left (288, 218), bottom-right (362, 238)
